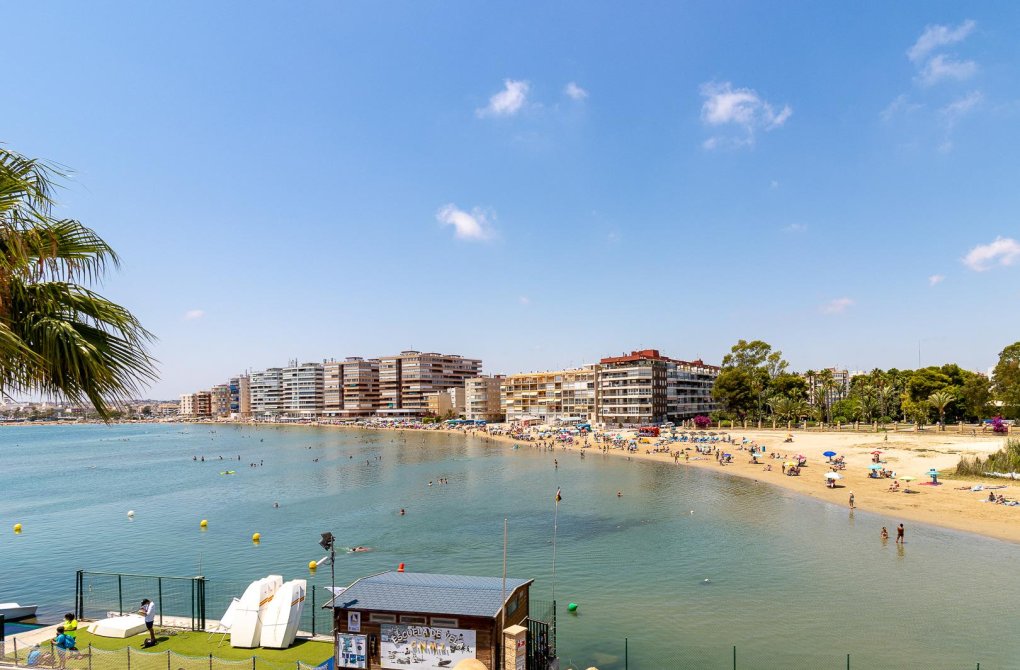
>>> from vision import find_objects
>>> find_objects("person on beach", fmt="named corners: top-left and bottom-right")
top-left (140, 598), bottom-right (157, 645)
top-left (849, 492), bottom-right (855, 509)
top-left (52, 626), bottom-right (76, 668)
top-left (896, 523), bottom-right (905, 544)
top-left (881, 527), bottom-right (889, 540)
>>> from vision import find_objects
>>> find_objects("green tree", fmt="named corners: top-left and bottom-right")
top-left (960, 374), bottom-right (992, 421)
top-left (770, 373), bottom-right (808, 401)
top-left (712, 367), bottom-right (755, 419)
top-left (993, 342), bottom-right (1020, 418)
top-left (927, 390), bottom-right (954, 429)
top-left (768, 395), bottom-right (807, 423)
top-left (0, 148), bottom-right (156, 419)
top-left (715, 340), bottom-right (789, 421)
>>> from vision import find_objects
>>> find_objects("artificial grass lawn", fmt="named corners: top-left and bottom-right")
top-left (73, 629), bottom-right (333, 664)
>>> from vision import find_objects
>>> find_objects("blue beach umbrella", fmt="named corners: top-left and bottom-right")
top-left (868, 464), bottom-right (883, 470)
top-left (823, 450), bottom-right (837, 458)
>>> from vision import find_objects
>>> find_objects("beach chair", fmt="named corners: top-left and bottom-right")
top-left (207, 598), bottom-right (240, 647)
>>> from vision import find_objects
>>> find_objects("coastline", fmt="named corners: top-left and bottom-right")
top-left (9, 419), bottom-right (1020, 544)
top-left (249, 421), bottom-right (1020, 545)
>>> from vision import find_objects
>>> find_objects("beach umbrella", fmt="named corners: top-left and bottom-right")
top-left (927, 469), bottom-right (939, 475)
top-left (825, 472), bottom-right (842, 480)
top-left (823, 451), bottom-right (837, 458)
top-left (784, 461), bottom-right (796, 467)
top-left (901, 476), bottom-right (915, 482)
top-left (871, 450), bottom-right (883, 455)
top-left (868, 464), bottom-right (883, 470)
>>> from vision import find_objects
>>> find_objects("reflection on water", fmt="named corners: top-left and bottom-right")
top-left (1, 423), bottom-right (1019, 669)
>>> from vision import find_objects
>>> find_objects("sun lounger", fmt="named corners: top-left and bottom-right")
top-left (89, 616), bottom-right (147, 638)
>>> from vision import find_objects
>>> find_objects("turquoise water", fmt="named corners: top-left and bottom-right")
top-left (2, 423), bottom-right (1019, 669)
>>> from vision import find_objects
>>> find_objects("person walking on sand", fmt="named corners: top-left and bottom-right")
top-left (849, 491), bottom-right (855, 509)
top-left (896, 523), bottom-right (905, 544)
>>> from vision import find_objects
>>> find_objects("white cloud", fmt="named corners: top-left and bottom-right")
top-left (518, 296), bottom-right (531, 306)
top-left (700, 81), bottom-right (791, 149)
top-left (942, 90), bottom-right (983, 121)
top-left (184, 310), bottom-right (205, 321)
top-left (908, 20), bottom-right (976, 64)
top-left (564, 82), bottom-right (588, 101)
top-left (881, 94), bottom-right (923, 121)
top-left (919, 54), bottom-right (978, 86)
top-left (928, 274), bottom-right (945, 286)
top-left (770, 180), bottom-right (780, 190)
top-left (821, 298), bottom-right (854, 314)
top-left (782, 223), bottom-right (807, 233)
top-left (436, 203), bottom-right (495, 241)
top-left (963, 237), bottom-right (1020, 271)
top-left (476, 79), bottom-right (529, 118)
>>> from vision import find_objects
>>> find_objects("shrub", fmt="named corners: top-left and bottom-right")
top-left (693, 415), bottom-right (711, 429)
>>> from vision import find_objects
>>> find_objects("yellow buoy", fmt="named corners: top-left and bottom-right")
top-left (308, 560), bottom-right (318, 570)
top-left (200, 519), bottom-right (208, 528)
top-left (252, 532), bottom-right (261, 542)
top-left (13, 523), bottom-right (22, 533)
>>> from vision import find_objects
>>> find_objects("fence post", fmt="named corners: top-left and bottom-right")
top-left (209, 652), bottom-right (213, 670)
top-left (733, 645), bottom-right (736, 670)
top-left (167, 649), bottom-right (171, 670)
top-left (253, 655), bottom-right (257, 670)
top-left (311, 587), bottom-right (316, 635)
top-left (127, 645), bottom-right (131, 670)
top-left (88, 644), bottom-right (92, 670)
top-left (191, 579), bottom-right (196, 631)
top-left (118, 574), bottom-right (124, 615)
top-left (624, 637), bottom-right (628, 670)
top-left (158, 577), bottom-right (164, 627)
top-left (76, 570), bottom-right (83, 619)
top-left (847, 652), bottom-right (850, 669)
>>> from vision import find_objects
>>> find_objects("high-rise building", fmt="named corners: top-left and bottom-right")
top-left (323, 360), bottom-right (344, 415)
top-left (249, 368), bottom-right (283, 417)
top-left (229, 375), bottom-right (251, 417)
top-left (210, 384), bottom-right (232, 417)
top-left (281, 361), bottom-right (324, 417)
top-left (179, 393), bottom-right (194, 417)
top-left (377, 351), bottom-right (482, 418)
top-left (426, 387), bottom-right (465, 418)
top-left (465, 375), bottom-right (505, 422)
top-left (340, 357), bottom-right (381, 417)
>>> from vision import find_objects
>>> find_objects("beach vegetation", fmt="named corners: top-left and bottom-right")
top-left (955, 439), bottom-right (1020, 477)
top-left (928, 390), bottom-right (955, 428)
top-left (0, 146), bottom-right (156, 419)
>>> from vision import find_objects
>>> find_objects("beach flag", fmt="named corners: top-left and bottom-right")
top-left (555, 487), bottom-right (562, 503)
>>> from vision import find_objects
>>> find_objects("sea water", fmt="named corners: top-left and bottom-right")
top-left (1, 423), bottom-right (1018, 669)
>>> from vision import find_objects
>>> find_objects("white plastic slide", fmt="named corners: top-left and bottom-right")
top-left (260, 579), bottom-right (306, 649)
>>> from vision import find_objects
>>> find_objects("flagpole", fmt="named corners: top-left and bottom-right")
top-left (501, 518), bottom-right (508, 624)
top-left (552, 488), bottom-right (560, 602)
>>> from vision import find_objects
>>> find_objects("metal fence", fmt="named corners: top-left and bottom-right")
top-left (0, 642), bottom-right (329, 670)
top-left (601, 640), bottom-right (988, 670)
top-left (76, 572), bottom-right (332, 637)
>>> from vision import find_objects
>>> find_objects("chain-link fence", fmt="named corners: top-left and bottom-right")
top-left (0, 641), bottom-right (330, 670)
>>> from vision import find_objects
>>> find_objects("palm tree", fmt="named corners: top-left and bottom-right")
top-left (0, 147), bottom-right (156, 419)
top-left (928, 390), bottom-right (954, 430)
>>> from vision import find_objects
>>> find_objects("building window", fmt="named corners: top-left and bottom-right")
top-left (369, 613), bottom-right (396, 623)
top-left (506, 595), bottom-right (519, 617)
top-left (399, 615), bottom-right (427, 625)
top-left (430, 617), bottom-right (459, 627)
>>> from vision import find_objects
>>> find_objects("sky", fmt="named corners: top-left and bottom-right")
top-left (5, 1), bottom-right (1020, 398)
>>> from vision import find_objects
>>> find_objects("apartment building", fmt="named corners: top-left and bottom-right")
top-left (377, 351), bottom-right (482, 418)
top-left (426, 387), bottom-right (466, 418)
top-left (229, 375), bottom-right (251, 417)
top-left (804, 368), bottom-right (863, 408)
top-left (179, 391), bottom-right (212, 418)
top-left (281, 361), bottom-right (324, 417)
top-left (598, 350), bottom-right (719, 426)
top-left (501, 366), bottom-right (598, 424)
top-left (323, 357), bottom-right (382, 417)
top-left (465, 375), bottom-right (505, 422)
top-left (210, 384), bottom-right (232, 417)
top-left (249, 368), bottom-right (283, 417)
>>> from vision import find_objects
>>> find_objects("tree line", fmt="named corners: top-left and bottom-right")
top-left (711, 339), bottom-right (1020, 426)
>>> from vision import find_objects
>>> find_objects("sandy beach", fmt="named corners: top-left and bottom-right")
top-left (306, 422), bottom-right (1020, 544)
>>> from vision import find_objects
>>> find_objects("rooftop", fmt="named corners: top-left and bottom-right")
top-left (327, 571), bottom-right (533, 618)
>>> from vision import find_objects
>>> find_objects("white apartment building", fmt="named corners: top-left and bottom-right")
top-left (281, 361), bottom-right (324, 417)
top-left (465, 375), bottom-right (504, 422)
top-left (324, 357), bottom-right (382, 417)
top-left (249, 368), bottom-right (283, 417)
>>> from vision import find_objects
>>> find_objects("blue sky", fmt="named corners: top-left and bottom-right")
top-left (5, 1), bottom-right (1020, 398)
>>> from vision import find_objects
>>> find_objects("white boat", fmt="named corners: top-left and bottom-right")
top-left (230, 575), bottom-right (282, 648)
top-left (0, 603), bottom-right (38, 621)
top-left (89, 615), bottom-right (147, 639)
top-left (260, 579), bottom-right (306, 649)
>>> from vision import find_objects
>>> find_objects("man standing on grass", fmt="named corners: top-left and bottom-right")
top-left (140, 599), bottom-right (156, 646)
